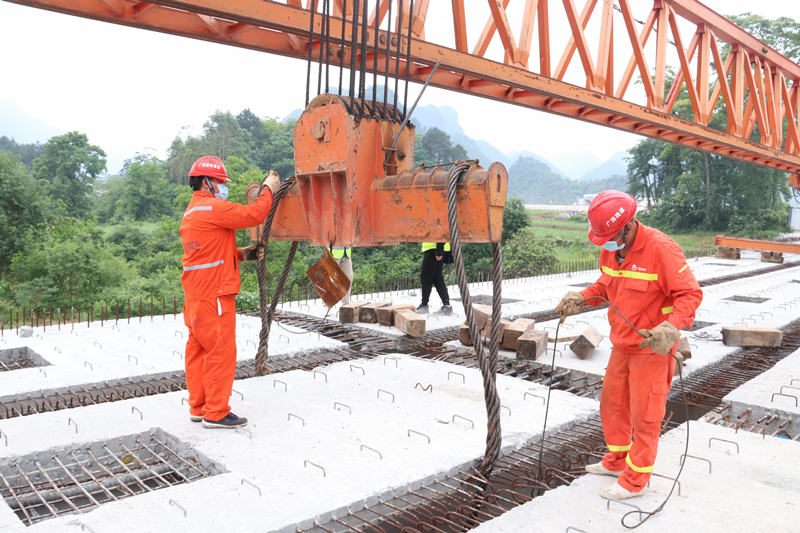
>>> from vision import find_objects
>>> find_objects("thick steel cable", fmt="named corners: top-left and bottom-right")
top-left (402, 0), bottom-right (414, 119)
top-left (338, 0), bottom-right (346, 96)
top-left (254, 177), bottom-right (298, 376)
top-left (305, 0), bottom-right (317, 107)
top-left (447, 161), bottom-right (502, 476)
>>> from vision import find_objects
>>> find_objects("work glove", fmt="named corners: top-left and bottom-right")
top-left (638, 321), bottom-right (680, 355)
top-left (263, 170), bottom-right (281, 195)
top-left (555, 291), bottom-right (584, 323)
top-left (240, 241), bottom-right (265, 262)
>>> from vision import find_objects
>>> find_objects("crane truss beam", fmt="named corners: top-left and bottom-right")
top-left (8, 0), bottom-right (800, 174)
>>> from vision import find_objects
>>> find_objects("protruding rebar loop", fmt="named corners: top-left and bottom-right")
top-left (254, 177), bottom-right (298, 376)
top-left (446, 161), bottom-right (502, 477)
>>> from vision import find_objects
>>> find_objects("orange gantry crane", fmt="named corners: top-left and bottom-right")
top-left (7, 0), bottom-right (800, 246)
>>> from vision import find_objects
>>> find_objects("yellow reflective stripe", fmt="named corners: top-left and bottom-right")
top-left (626, 455), bottom-right (654, 473)
top-left (662, 306), bottom-right (674, 314)
top-left (679, 264), bottom-right (688, 273)
top-left (601, 266), bottom-right (658, 281)
top-left (607, 443), bottom-right (632, 452)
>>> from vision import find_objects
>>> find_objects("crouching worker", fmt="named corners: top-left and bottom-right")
top-left (555, 191), bottom-right (702, 500)
top-left (180, 156), bottom-right (280, 429)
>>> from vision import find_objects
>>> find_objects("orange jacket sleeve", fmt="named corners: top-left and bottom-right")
top-left (659, 241), bottom-right (703, 330)
top-left (214, 188), bottom-right (274, 230)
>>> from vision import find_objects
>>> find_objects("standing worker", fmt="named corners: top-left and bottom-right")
top-left (416, 242), bottom-right (454, 315)
top-left (330, 246), bottom-right (353, 304)
top-left (555, 191), bottom-right (702, 500)
top-left (180, 156), bottom-right (281, 429)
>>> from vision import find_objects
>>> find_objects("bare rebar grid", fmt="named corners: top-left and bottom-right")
top-left (0, 433), bottom-right (211, 526)
top-left (0, 358), bottom-right (36, 372)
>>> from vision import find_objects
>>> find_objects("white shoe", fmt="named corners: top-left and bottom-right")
top-left (585, 462), bottom-right (622, 477)
top-left (599, 481), bottom-right (646, 501)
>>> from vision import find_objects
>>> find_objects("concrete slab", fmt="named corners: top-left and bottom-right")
top-left (0, 314), bottom-right (344, 401)
top-left (471, 421), bottom-right (800, 533)
top-left (0, 354), bottom-right (598, 533)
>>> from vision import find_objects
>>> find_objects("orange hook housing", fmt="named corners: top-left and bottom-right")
top-left (247, 94), bottom-right (508, 246)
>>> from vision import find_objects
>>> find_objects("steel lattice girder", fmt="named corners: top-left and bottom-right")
top-left (7, 0), bottom-right (800, 175)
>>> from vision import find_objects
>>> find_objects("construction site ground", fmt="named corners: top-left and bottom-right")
top-left (0, 250), bottom-right (799, 532)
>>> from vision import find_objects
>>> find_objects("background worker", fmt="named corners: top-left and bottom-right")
top-left (416, 242), bottom-right (454, 315)
top-left (180, 156), bottom-right (281, 429)
top-left (555, 191), bottom-right (702, 501)
top-left (330, 246), bottom-right (353, 304)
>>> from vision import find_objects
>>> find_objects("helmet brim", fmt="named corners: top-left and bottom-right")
top-left (588, 228), bottom-right (613, 245)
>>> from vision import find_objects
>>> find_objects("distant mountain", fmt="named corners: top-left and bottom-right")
top-left (550, 150), bottom-right (604, 180)
top-left (0, 100), bottom-right (64, 144)
top-left (508, 156), bottom-right (627, 204)
top-left (578, 150), bottom-right (628, 181)
top-left (507, 150), bottom-right (566, 177)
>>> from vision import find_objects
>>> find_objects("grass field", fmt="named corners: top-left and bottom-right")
top-left (526, 209), bottom-right (717, 262)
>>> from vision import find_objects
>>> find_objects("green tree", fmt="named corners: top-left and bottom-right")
top-left (254, 118), bottom-right (295, 178)
top-left (502, 197), bottom-right (532, 243)
top-left (33, 131), bottom-right (106, 217)
top-left (203, 110), bottom-right (254, 162)
top-left (502, 227), bottom-right (558, 273)
top-left (8, 208), bottom-right (129, 305)
top-left (0, 136), bottom-right (44, 169)
top-left (115, 155), bottom-right (175, 221)
top-left (0, 152), bottom-right (49, 271)
top-left (419, 127), bottom-right (468, 165)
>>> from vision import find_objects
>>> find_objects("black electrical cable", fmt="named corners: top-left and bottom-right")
top-left (554, 295), bottom-right (691, 529)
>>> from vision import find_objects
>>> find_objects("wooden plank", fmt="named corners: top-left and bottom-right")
top-left (722, 326), bottom-right (782, 347)
top-left (677, 337), bottom-right (692, 360)
top-left (377, 304), bottom-right (415, 326)
top-left (548, 333), bottom-right (581, 343)
top-left (394, 308), bottom-right (426, 337)
top-left (516, 329), bottom-right (548, 360)
top-left (569, 325), bottom-right (603, 359)
top-left (481, 318), bottom-right (511, 342)
top-left (359, 300), bottom-right (393, 323)
top-left (715, 246), bottom-right (740, 260)
top-left (339, 301), bottom-right (371, 323)
top-left (502, 318), bottom-right (536, 350)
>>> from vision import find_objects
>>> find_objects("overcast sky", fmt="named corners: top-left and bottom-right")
top-left (1, 0), bottom-right (798, 174)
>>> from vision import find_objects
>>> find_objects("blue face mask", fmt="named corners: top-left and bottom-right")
top-left (214, 183), bottom-right (229, 200)
top-left (602, 239), bottom-right (625, 251)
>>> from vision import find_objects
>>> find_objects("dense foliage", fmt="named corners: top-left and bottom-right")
top-left (507, 156), bottom-right (628, 204)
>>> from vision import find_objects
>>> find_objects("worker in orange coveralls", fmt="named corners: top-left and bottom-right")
top-left (555, 191), bottom-right (702, 500)
top-left (180, 156), bottom-right (280, 429)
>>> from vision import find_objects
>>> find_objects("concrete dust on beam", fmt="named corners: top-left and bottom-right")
top-left (0, 354), bottom-right (597, 533)
top-left (470, 421), bottom-right (800, 533)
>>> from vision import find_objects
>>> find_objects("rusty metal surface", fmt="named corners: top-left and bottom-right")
top-left (715, 236), bottom-right (800, 255)
top-left (305, 248), bottom-right (351, 308)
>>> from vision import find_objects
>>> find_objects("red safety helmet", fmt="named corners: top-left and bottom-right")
top-left (188, 156), bottom-right (231, 182)
top-left (587, 191), bottom-right (637, 245)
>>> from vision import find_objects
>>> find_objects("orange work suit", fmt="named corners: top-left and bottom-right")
top-left (180, 189), bottom-right (273, 421)
top-left (579, 222), bottom-right (702, 492)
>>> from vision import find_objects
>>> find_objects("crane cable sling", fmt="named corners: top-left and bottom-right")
top-left (254, 177), bottom-right (299, 377)
top-left (447, 161), bottom-right (503, 477)
top-left (543, 295), bottom-right (690, 529)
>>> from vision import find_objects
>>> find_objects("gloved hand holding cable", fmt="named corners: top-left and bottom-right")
top-left (638, 321), bottom-right (680, 355)
top-left (263, 170), bottom-right (281, 195)
top-left (240, 241), bottom-right (265, 262)
top-left (555, 291), bottom-right (585, 323)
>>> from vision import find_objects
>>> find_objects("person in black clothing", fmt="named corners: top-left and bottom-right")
top-left (416, 242), bottom-right (454, 315)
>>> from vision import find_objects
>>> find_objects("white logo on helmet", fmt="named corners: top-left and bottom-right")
top-left (605, 207), bottom-right (625, 227)
top-left (199, 162), bottom-right (221, 170)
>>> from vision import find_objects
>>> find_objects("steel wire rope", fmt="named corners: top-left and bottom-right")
top-left (446, 161), bottom-right (503, 476)
top-left (254, 177), bottom-right (299, 376)
top-left (305, 0), bottom-right (317, 107)
top-left (402, 0), bottom-right (415, 120)
top-left (338, 0), bottom-right (347, 96)
top-left (553, 295), bottom-right (691, 529)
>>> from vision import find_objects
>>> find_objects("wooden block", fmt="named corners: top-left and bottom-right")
top-left (570, 325), bottom-right (603, 360)
top-left (761, 251), bottom-right (784, 264)
top-left (394, 308), bottom-right (426, 337)
top-left (677, 337), bottom-right (692, 360)
top-left (358, 300), bottom-right (393, 323)
top-left (502, 318), bottom-right (536, 350)
top-left (722, 326), bottom-right (782, 347)
top-left (516, 330), bottom-right (548, 360)
top-left (481, 318), bottom-right (510, 340)
top-left (377, 304), bottom-right (415, 326)
top-left (338, 301), bottom-right (371, 323)
top-left (715, 246), bottom-right (740, 260)
top-left (459, 322), bottom-right (473, 346)
top-left (472, 305), bottom-right (494, 330)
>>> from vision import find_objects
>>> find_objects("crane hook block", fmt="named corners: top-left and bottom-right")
top-left (246, 94), bottom-right (508, 246)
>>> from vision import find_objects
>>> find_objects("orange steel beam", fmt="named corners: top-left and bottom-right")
top-left (715, 236), bottom-right (800, 255)
top-left (7, 0), bottom-right (800, 175)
